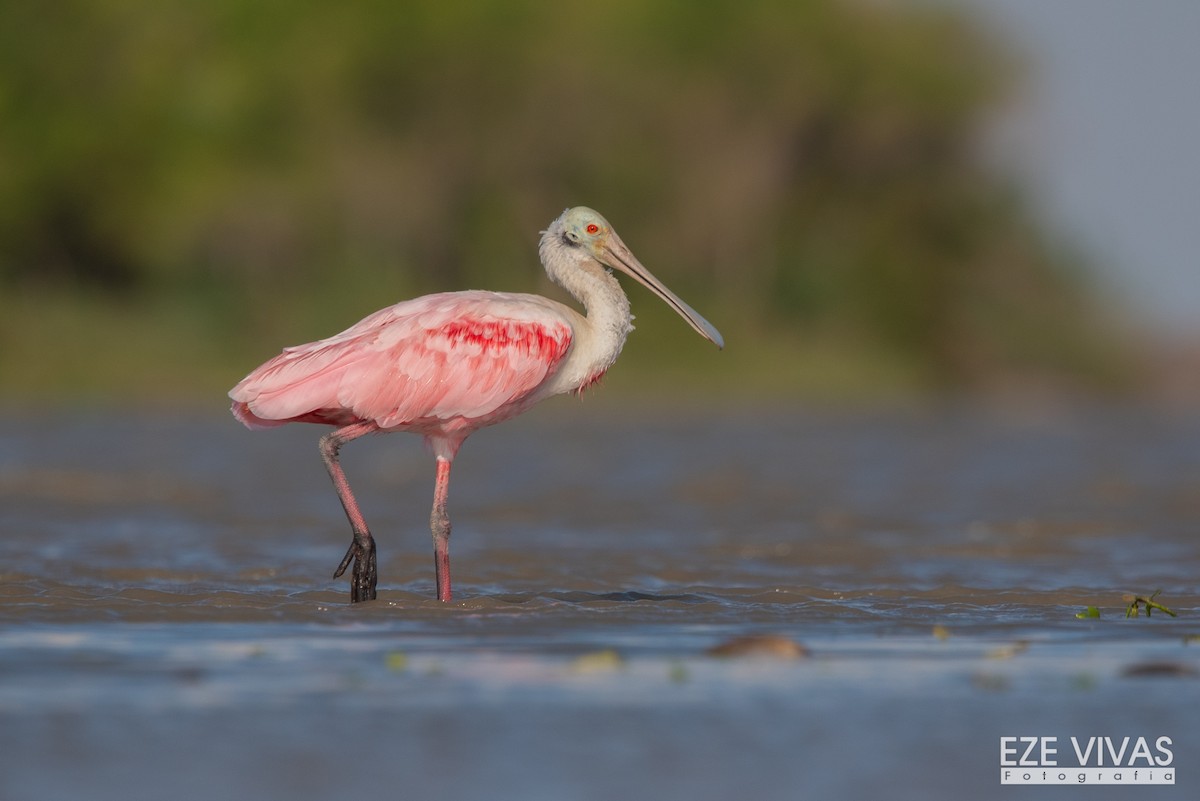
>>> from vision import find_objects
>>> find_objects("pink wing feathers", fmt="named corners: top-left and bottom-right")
top-left (230, 292), bottom-right (574, 434)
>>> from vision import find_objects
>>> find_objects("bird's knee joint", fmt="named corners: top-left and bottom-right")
top-left (318, 433), bottom-right (341, 461)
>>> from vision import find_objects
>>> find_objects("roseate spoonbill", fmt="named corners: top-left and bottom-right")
top-left (229, 206), bottom-right (723, 603)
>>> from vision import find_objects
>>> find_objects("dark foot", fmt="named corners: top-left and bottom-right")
top-left (333, 537), bottom-right (377, 603)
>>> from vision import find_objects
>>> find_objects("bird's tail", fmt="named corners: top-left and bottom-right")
top-left (229, 400), bottom-right (289, 430)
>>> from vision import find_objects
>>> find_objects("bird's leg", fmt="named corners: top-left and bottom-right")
top-left (430, 457), bottom-right (453, 602)
top-left (319, 422), bottom-right (378, 603)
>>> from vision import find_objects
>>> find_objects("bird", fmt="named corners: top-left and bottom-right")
top-left (229, 206), bottom-right (723, 603)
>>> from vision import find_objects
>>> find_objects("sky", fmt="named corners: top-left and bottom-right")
top-left (933, 0), bottom-right (1200, 336)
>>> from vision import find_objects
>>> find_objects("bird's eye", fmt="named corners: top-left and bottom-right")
top-left (585, 223), bottom-right (600, 235)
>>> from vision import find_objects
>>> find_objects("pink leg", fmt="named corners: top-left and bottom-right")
top-left (431, 457), bottom-right (453, 602)
top-left (319, 422), bottom-right (379, 603)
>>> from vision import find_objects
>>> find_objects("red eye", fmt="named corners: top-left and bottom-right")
top-left (586, 223), bottom-right (600, 234)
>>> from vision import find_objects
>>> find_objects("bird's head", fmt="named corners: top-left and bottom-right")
top-left (545, 206), bottom-right (724, 349)
top-left (557, 206), bottom-right (615, 254)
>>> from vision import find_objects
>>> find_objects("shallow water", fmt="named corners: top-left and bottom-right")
top-left (1, 403), bottom-right (1197, 800)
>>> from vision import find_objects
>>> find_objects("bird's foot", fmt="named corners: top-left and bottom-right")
top-left (333, 537), bottom-right (377, 603)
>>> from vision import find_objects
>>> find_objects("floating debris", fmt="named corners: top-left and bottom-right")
top-left (1124, 590), bottom-right (1177, 619)
top-left (1120, 661), bottom-right (1198, 678)
top-left (668, 661), bottom-right (689, 684)
top-left (705, 634), bottom-right (807, 660)
top-left (931, 625), bottom-right (951, 641)
top-left (569, 649), bottom-right (624, 674)
top-left (985, 641), bottom-right (1029, 660)
top-left (1075, 606), bottom-right (1101, 619)
top-left (1070, 672), bottom-right (1098, 691)
top-left (384, 651), bottom-right (408, 672)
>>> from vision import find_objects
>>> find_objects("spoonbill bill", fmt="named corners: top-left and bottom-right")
top-left (229, 207), bottom-right (723, 603)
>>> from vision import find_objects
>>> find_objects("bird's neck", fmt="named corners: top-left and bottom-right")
top-left (561, 262), bottom-right (633, 346)
top-left (539, 231), bottom-right (634, 382)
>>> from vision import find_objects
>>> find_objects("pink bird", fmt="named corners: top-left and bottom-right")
top-left (229, 207), bottom-right (723, 603)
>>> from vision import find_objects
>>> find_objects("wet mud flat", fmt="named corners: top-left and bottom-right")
top-left (1, 404), bottom-right (1197, 800)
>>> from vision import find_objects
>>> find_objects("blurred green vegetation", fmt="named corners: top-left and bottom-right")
top-left (0, 0), bottom-right (1131, 404)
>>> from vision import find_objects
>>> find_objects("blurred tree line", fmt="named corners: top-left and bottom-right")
top-left (0, 0), bottom-right (1127, 401)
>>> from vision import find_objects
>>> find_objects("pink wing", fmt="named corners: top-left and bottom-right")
top-left (229, 291), bottom-right (573, 432)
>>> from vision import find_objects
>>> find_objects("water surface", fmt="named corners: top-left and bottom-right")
top-left (1, 404), bottom-right (1197, 800)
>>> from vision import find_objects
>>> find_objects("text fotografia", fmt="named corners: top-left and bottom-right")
top-left (1000, 736), bottom-right (1174, 785)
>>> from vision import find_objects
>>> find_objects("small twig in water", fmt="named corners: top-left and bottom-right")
top-left (1125, 589), bottom-right (1177, 619)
